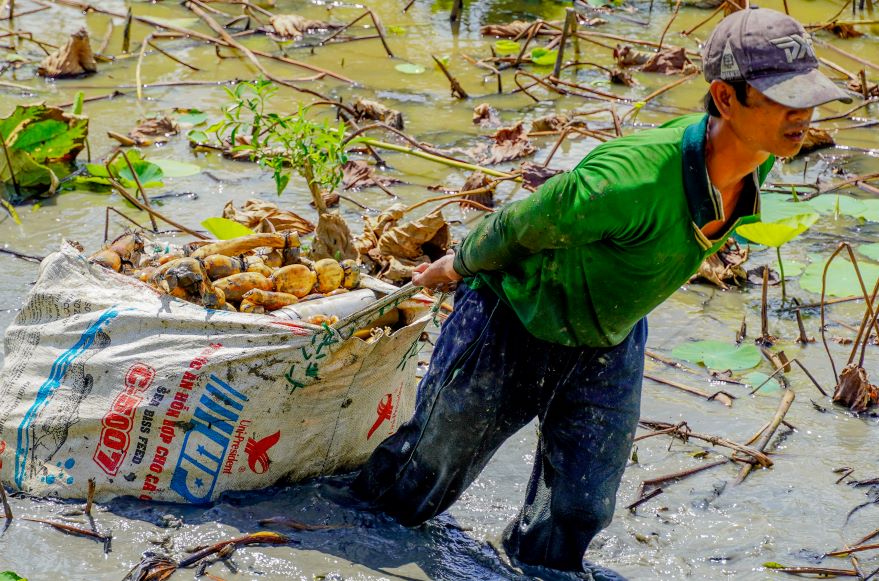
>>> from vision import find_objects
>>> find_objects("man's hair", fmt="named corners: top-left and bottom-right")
top-left (703, 81), bottom-right (750, 117)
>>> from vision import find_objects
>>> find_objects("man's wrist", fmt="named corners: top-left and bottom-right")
top-left (446, 255), bottom-right (464, 281)
top-left (451, 248), bottom-right (474, 278)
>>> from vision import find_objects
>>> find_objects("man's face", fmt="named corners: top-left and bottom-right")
top-left (727, 85), bottom-right (815, 158)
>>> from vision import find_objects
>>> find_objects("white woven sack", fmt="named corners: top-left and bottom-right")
top-left (0, 243), bottom-right (430, 503)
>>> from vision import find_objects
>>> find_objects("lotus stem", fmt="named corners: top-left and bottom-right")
top-left (777, 246), bottom-right (787, 302)
top-left (360, 137), bottom-right (518, 179)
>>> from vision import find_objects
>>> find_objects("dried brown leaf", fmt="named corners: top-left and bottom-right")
top-left (269, 14), bottom-right (338, 39)
top-left (480, 21), bottom-right (531, 38)
top-left (530, 114), bottom-right (569, 132)
top-left (342, 160), bottom-right (401, 191)
top-left (378, 209), bottom-right (450, 260)
top-left (38, 28), bottom-right (96, 78)
top-left (798, 127), bottom-right (835, 155)
top-left (610, 68), bottom-right (636, 86)
top-left (222, 199), bottom-right (315, 235)
top-left (128, 117), bottom-right (178, 146)
top-left (473, 103), bottom-right (501, 128)
top-left (828, 23), bottom-right (863, 39)
top-left (613, 45), bottom-right (651, 68)
top-left (847, 78), bottom-right (879, 97)
top-left (746, 266), bottom-right (780, 286)
top-left (312, 211), bottom-right (358, 261)
top-left (724, 0), bottom-right (746, 15)
top-left (833, 363), bottom-right (877, 412)
top-left (692, 239), bottom-right (748, 289)
top-left (472, 122), bottom-right (535, 165)
top-left (640, 47), bottom-right (697, 75)
top-left (460, 171), bottom-right (496, 208)
top-left (353, 98), bottom-right (404, 130)
top-left (311, 191), bottom-right (340, 209)
top-left (364, 203), bottom-right (406, 240)
top-left (519, 161), bottom-right (563, 191)
top-left (575, 14), bottom-right (607, 27)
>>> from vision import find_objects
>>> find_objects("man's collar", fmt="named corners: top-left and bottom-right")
top-left (682, 115), bottom-right (721, 228)
top-left (682, 114), bottom-right (760, 230)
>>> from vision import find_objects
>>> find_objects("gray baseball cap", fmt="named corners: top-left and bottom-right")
top-left (702, 6), bottom-right (852, 108)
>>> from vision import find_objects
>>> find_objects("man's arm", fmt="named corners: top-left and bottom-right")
top-left (452, 166), bottom-right (628, 277)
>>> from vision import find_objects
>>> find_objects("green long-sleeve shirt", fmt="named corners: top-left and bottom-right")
top-left (453, 114), bottom-right (774, 347)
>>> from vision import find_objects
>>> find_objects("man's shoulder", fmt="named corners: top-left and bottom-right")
top-left (573, 114), bottom-right (704, 182)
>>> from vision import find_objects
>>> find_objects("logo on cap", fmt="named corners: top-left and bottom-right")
top-left (719, 41), bottom-right (742, 80)
top-left (770, 34), bottom-right (814, 63)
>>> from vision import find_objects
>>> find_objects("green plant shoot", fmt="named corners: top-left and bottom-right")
top-left (210, 80), bottom-right (350, 210)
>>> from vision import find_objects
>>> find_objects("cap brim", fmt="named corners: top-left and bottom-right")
top-left (748, 68), bottom-right (853, 108)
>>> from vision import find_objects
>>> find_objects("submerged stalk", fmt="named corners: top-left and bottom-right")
top-left (776, 246), bottom-right (787, 302)
top-left (360, 137), bottom-right (518, 179)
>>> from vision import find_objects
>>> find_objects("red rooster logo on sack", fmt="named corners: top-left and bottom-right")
top-left (244, 431), bottom-right (280, 474)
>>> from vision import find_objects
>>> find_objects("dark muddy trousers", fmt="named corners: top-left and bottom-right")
top-left (352, 282), bottom-right (646, 573)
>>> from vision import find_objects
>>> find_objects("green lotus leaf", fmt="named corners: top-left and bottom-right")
top-left (798, 256), bottom-right (879, 297)
top-left (187, 130), bottom-right (210, 145)
top-left (806, 194), bottom-right (866, 218)
top-left (759, 193), bottom-right (815, 222)
top-left (0, 572), bottom-right (27, 581)
top-left (530, 47), bottom-right (558, 66)
top-left (856, 199), bottom-right (879, 222)
top-left (781, 260), bottom-right (805, 278)
top-left (671, 340), bottom-right (762, 371)
top-left (395, 62), bottom-right (426, 74)
top-left (741, 371), bottom-right (782, 395)
top-left (494, 39), bottom-right (521, 55)
top-left (736, 213), bottom-right (818, 248)
top-left (201, 217), bottom-right (255, 240)
top-left (858, 243), bottom-right (879, 262)
top-left (117, 159), bottom-right (164, 188)
top-left (175, 109), bottom-right (208, 126)
top-left (151, 158), bottom-right (201, 178)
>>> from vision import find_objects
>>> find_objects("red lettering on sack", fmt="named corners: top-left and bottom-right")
top-left (367, 394), bottom-right (394, 440)
top-left (244, 431), bottom-right (280, 475)
top-left (93, 363), bottom-right (156, 475)
top-left (126, 364), bottom-right (156, 391)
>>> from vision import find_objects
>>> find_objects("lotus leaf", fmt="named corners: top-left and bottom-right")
top-left (494, 40), bottom-right (521, 55)
top-left (759, 193), bottom-right (815, 222)
top-left (0, 573), bottom-right (26, 581)
top-left (741, 371), bottom-right (782, 394)
top-left (671, 340), bottom-right (762, 370)
top-left (781, 260), bottom-right (805, 278)
top-left (117, 159), bottom-right (163, 187)
top-left (798, 256), bottom-right (879, 297)
top-left (83, 150), bottom-right (164, 189)
top-left (856, 199), bottom-right (879, 222)
top-left (151, 158), bottom-right (201, 178)
top-left (0, 104), bottom-right (88, 201)
top-left (202, 217), bottom-right (255, 240)
top-left (736, 213), bottom-right (818, 248)
top-left (858, 243), bottom-right (879, 262)
top-left (805, 194), bottom-right (865, 218)
top-left (395, 63), bottom-right (426, 74)
top-left (530, 47), bottom-right (558, 66)
top-left (175, 109), bottom-right (208, 126)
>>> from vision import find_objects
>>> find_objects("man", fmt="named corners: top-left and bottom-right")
top-left (346, 7), bottom-right (852, 579)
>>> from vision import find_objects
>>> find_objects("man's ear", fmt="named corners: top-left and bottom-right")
top-left (708, 80), bottom-right (735, 120)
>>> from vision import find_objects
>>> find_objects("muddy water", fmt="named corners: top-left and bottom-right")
top-left (1, 0), bottom-right (879, 579)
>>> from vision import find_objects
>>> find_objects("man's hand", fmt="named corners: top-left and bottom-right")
top-left (412, 252), bottom-right (463, 293)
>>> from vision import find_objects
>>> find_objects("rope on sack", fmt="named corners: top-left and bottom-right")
top-left (318, 282), bottom-right (427, 473)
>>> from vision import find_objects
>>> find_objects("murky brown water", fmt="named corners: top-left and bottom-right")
top-left (1, 0), bottom-right (878, 579)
